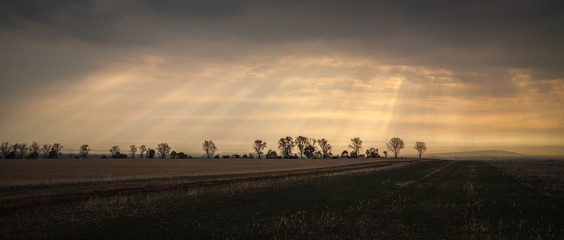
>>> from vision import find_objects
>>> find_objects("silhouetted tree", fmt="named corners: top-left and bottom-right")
top-left (109, 145), bottom-right (120, 158)
top-left (310, 137), bottom-right (317, 148)
top-left (15, 143), bottom-right (28, 159)
top-left (253, 140), bottom-right (267, 158)
top-left (202, 140), bottom-right (217, 159)
top-left (139, 145), bottom-right (147, 159)
top-left (170, 151), bottom-right (178, 159)
top-left (80, 144), bottom-right (90, 158)
top-left (414, 141), bottom-right (427, 160)
top-left (387, 137), bottom-right (405, 158)
top-left (314, 150), bottom-right (323, 158)
top-left (366, 148), bottom-right (379, 158)
top-left (147, 149), bottom-right (156, 159)
top-left (41, 144), bottom-right (52, 159)
top-left (5, 152), bottom-right (16, 159)
top-left (341, 150), bottom-right (349, 158)
top-left (157, 143), bottom-right (171, 159)
top-left (130, 145), bottom-right (137, 158)
top-left (278, 136), bottom-right (295, 158)
top-left (266, 149), bottom-right (278, 159)
top-left (295, 136), bottom-right (309, 158)
top-left (317, 138), bottom-right (332, 159)
top-left (49, 143), bottom-right (63, 159)
top-left (304, 138), bottom-right (318, 158)
top-left (383, 151), bottom-right (388, 158)
top-left (304, 145), bottom-right (316, 158)
top-left (12, 143), bottom-right (20, 158)
top-left (28, 142), bottom-right (40, 159)
top-left (348, 137), bottom-right (363, 158)
top-left (1, 142), bottom-right (11, 159)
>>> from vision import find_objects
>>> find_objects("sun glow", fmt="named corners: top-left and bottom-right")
top-left (2, 53), bottom-right (564, 155)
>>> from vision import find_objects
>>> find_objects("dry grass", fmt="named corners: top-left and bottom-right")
top-left (2, 160), bottom-right (562, 239)
top-left (0, 160), bottom-right (411, 212)
top-left (0, 158), bottom-right (396, 187)
top-left (487, 160), bottom-right (564, 197)
top-left (0, 161), bottom-right (419, 239)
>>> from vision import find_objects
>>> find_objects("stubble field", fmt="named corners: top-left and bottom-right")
top-left (0, 158), bottom-right (388, 187)
top-left (1, 159), bottom-right (563, 239)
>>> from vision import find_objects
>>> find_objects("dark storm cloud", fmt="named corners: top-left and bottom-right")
top-left (3, 1), bottom-right (563, 47)
top-left (1, 0), bottom-right (563, 90)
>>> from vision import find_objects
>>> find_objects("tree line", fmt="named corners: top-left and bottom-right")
top-left (0, 142), bottom-right (64, 159)
top-left (0, 137), bottom-right (427, 160)
top-left (247, 136), bottom-right (426, 160)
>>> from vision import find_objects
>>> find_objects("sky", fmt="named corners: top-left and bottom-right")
top-left (1, 0), bottom-right (564, 155)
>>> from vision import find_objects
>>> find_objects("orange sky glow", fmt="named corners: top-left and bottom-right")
top-left (3, 53), bottom-right (563, 155)
top-left (1, 1), bottom-right (563, 156)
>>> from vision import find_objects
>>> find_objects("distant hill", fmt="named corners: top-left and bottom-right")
top-left (429, 150), bottom-right (522, 158)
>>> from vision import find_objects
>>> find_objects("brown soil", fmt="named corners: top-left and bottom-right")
top-left (0, 158), bottom-right (399, 186)
top-left (0, 159), bottom-right (415, 213)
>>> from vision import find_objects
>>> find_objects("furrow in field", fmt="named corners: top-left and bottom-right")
top-left (0, 160), bottom-right (414, 214)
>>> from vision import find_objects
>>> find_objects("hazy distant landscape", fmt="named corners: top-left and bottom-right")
top-left (2, 0), bottom-right (564, 239)
top-left (2, 141), bottom-right (562, 239)
top-left (429, 150), bottom-right (564, 161)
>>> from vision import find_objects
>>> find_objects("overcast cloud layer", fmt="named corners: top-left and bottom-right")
top-left (1, 1), bottom-right (563, 155)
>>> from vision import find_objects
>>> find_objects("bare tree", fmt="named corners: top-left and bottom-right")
top-left (157, 143), bottom-right (171, 159)
top-left (414, 141), bottom-right (427, 160)
top-left (252, 140), bottom-right (267, 158)
top-left (80, 144), bottom-right (90, 158)
top-left (1, 142), bottom-right (10, 159)
top-left (317, 138), bottom-right (332, 159)
top-left (295, 136), bottom-right (309, 158)
top-left (130, 145), bottom-right (137, 158)
top-left (109, 145), bottom-right (120, 158)
top-left (314, 150), bottom-right (323, 159)
top-left (278, 136), bottom-right (295, 158)
top-left (14, 143), bottom-right (28, 159)
top-left (20, 143), bottom-right (30, 158)
top-left (386, 137), bottom-right (405, 158)
top-left (29, 142), bottom-right (40, 159)
top-left (49, 143), bottom-right (63, 159)
top-left (139, 145), bottom-right (147, 159)
top-left (13, 143), bottom-right (19, 158)
top-left (348, 137), bottom-right (363, 158)
top-left (202, 140), bottom-right (216, 159)
top-left (41, 144), bottom-right (52, 159)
